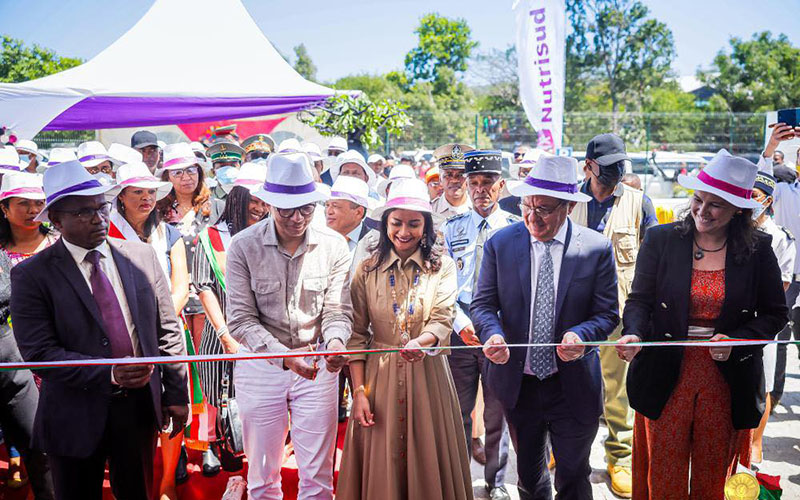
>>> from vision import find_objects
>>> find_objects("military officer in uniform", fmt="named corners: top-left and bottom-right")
top-left (444, 149), bottom-right (517, 500)
top-left (206, 140), bottom-right (245, 173)
top-left (242, 134), bottom-right (275, 163)
top-left (431, 143), bottom-right (475, 219)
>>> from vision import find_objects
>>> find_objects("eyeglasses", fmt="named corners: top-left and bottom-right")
top-left (276, 204), bottom-right (316, 218)
top-left (513, 152), bottom-right (525, 158)
top-left (53, 202), bottom-right (111, 221)
top-left (519, 201), bottom-right (565, 218)
top-left (168, 166), bottom-right (199, 178)
top-left (86, 164), bottom-right (113, 175)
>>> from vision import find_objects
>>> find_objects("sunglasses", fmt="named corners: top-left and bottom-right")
top-left (276, 203), bottom-right (316, 218)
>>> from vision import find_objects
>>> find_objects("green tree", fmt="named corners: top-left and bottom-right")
top-left (471, 45), bottom-right (521, 112)
top-left (404, 13), bottom-right (478, 82)
top-left (292, 43), bottom-right (317, 82)
top-left (565, 0), bottom-right (675, 117)
top-left (700, 31), bottom-right (800, 112)
top-left (0, 35), bottom-right (82, 83)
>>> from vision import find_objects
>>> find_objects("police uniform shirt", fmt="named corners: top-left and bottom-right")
top-left (444, 207), bottom-right (520, 333)
top-left (431, 195), bottom-right (472, 220)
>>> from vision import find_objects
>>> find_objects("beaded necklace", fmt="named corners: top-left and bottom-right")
top-left (389, 266), bottom-right (421, 347)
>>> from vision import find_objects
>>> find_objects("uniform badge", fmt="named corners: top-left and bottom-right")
top-left (456, 257), bottom-right (464, 270)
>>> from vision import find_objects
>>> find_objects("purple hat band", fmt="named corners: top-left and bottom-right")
top-left (0, 164), bottom-right (21, 171)
top-left (331, 190), bottom-right (369, 207)
top-left (46, 179), bottom-right (104, 204)
top-left (523, 176), bottom-right (578, 194)
top-left (263, 181), bottom-right (316, 195)
top-left (79, 154), bottom-right (110, 163)
top-left (164, 157), bottom-right (197, 168)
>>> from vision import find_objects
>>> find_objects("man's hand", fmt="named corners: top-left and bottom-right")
top-left (112, 363), bottom-right (154, 389)
top-left (459, 324), bottom-right (482, 346)
top-left (283, 347), bottom-right (320, 380)
top-left (615, 335), bottom-right (642, 362)
top-left (325, 338), bottom-right (349, 372)
top-left (709, 333), bottom-right (732, 362)
top-left (483, 334), bottom-right (509, 364)
top-left (162, 405), bottom-right (190, 439)
top-left (557, 332), bottom-right (584, 362)
top-left (764, 123), bottom-right (800, 157)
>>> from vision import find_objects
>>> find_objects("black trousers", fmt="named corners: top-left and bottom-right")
top-left (773, 280), bottom-right (800, 401)
top-left (49, 387), bottom-right (157, 500)
top-left (505, 374), bottom-right (598, 500)
top-left (0, 326), bottom-right (54, 499)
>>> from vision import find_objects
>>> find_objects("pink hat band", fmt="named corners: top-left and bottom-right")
top-left (385, 196), bottom-right (431, 212)
top-left (0, 187), bottom-right (44, 199)
top-left (331, 190), bottom-right (369, 207)
top-left (164, 157), bottom-right (197, 168)
top-left (234, 178), bottom-right (262, 186)
top-left (120, 176), bottom-right (160, 185)
top-left (697, 170), bottom-right (752, 200)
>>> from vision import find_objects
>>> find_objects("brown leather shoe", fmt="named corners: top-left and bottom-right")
top-left (471, 437), bottom-right (487, 465)
top-left (608, 464), bottom-right (632, 498)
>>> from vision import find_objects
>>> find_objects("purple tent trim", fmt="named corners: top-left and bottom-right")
top-left (42, 95), bottom-right (332, 130)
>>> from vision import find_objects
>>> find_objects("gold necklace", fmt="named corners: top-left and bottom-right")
top-left (389, 266), bottom-right (421, 347)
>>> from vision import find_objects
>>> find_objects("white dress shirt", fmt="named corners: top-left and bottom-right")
top-left (758, 156), bottom-right (800, 275)
top-left (524, 220), bottom-right (568, 376)
top-left (62, 238), bottom-right (140, 356)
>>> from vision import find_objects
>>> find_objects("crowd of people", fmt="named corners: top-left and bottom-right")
top-left (0, 121), bottom-right (797, 500)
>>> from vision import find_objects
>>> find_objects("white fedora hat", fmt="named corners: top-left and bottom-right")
top-left (329, 175), bottom-right (371, 209)
top-left (15, 140), bottom-right (41, 158)
top-left (367, 154), bottom-right (385, 164)
top-left (162, 143), bottom-right (199, 170)
top-left (107, 162), bottom-right (173, 201)
top-left (331, 150), bottom-right (376, 188)
top-left (510, 148), bottom-right (546, 180)
top-left (77, 141), bottom-right (111, 168)
top-left (509, 154), bottom-right (591, 202)
top-left (371, 178), bottom-right (432, 219)
top-left (377, 164), bottom-right (416, 197)
top-left (302, 142), bottom-right (323, 161)
top-left (36, 160), bottom-right (114, 222)
top-left (327, 136), bottom-right (347, 153)
top-left (677, 149), bottom-right (761, 209)
top-left (46, 148), bottom-right (78, 168)
top-left (0, 172), bottom-right (45, 202)
top-left (0, 147), bottom-right (22, 173)
top-left (234, 162), bottom-right (268, 193)
top-left (108, 143), bottom-right (143, 167)
top-left (277, 138), bottom-right (302, 154)
top-left (254, 152), bottom-right (329, 209)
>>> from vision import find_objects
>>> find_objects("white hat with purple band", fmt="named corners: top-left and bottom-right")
top-left (234, 162), bottom-right (268, 193)
top-left (0, 172), bottom-right (45, 202)
top-left (107, 162), bottom-right (172, 201)
top-left (370, 178), bottom-right (431, 219)
top-left (108, 143), bottom-right (143, 167)
top-left (46, 148), bottom-right (78, 168)
top-left (329, 175), bottom-right (371, 210)
top-left (277, 138), bottom-right (302, 154)
top-left (253, 152), bottom-right (329, 209)
top-left (331, 150), bottom-right (377, 188)
top-left (676, 149), bottom-right (761, 209)
top-left (508, 154), bottom-right (591, 202)
top-left (36, 160), bottom-right (114, 223)
top-left (0, 146), bottom-right (22, 173)
top-left (162, 143), bottom-right (199, 171)
top-left (77, 141), bottom-right (112, 168)
top-left (377, 164), bottom-right (416, 198)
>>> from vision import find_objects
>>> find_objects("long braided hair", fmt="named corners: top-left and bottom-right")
top-left (216, 186), bottom-right (259, 236)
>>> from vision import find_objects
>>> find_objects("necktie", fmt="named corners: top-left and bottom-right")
top-left (85, 250), bottom-right (134, 358)
top-left (472, 219), bottom-right (488, 293)
top-left (528, 239), bottom-right (556, 379)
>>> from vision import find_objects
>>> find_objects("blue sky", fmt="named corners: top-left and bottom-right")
top-left (1, 0), bottom-right (798, 83)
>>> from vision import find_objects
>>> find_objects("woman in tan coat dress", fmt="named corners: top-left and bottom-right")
top-left (338, 179), bottom-right (473, 500)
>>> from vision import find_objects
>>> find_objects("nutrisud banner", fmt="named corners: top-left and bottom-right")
top-left (514, 0), bottom-right (566, 152)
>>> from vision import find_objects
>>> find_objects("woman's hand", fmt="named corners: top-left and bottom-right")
top-left (400, 338), bottom-right (426, 363)
top-left (709, 333), bottom-right (731, 362)
top-left (615, 335), bottom-right (642, 362)
top-left (352, 390), bottom-right (375, 427)
top-left (219, 333), bottom-right (239, 354)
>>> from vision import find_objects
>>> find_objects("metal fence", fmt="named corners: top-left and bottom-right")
top-left (386, 112), bottom-right (768, 156)
top-left (31, 130), bottom-right (96, 150)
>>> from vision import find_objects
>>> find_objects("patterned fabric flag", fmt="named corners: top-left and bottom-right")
top-left (757, 472), bottom-right (782, 499)
top-left (182, 314), bottom-right (210, 451)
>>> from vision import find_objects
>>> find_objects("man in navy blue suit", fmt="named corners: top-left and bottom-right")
top-left (471, 154), bottom-right (619, 500)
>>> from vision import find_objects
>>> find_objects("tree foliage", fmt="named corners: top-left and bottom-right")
top-left (700, 31), bottom-right (800, 112)
top-left (299, 94), bottom-right (411, 151)
top-left (470, 46), bottom-right (521, 112)
top-left (292, 43), bottom-right (317, 82)
top-left (0, 35), bottom-right (82, 83)
top-left (565, 0), bottom-right (675, 113)
top-left (404, 13), bottom-right (478, 83)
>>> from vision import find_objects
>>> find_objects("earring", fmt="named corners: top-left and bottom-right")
top-left (420, 233), bottom-right (428, 248)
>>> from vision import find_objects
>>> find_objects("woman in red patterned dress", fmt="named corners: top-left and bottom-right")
top-left (615, 150), bottom-right (788, 499)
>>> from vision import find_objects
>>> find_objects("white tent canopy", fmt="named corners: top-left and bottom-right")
top-left (0, 0), bottom-right (337, 139)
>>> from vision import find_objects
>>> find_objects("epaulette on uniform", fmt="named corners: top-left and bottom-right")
top-left (446, 212), bottom-right (470, 224)
top-left (781, 226), bottom-right (795, 241)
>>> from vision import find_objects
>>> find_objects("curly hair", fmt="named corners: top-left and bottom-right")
top-left (365, 210), bottom-right (442, 273)
top-left (674, 205), bottom-right (757, 264)
top-left (156, 165), bottom-right (212, 219)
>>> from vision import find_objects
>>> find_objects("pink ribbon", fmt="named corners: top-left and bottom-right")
top-left (697, 170), bottom-right (752, 199)
top-left (0, 187), bottom-right (44, 199)
top-left (120, 176), bottom-right (159, 185)
top-left (385, 196), bottom-right (431, 211)
top-left (163, 157), bottom-right (197, 168)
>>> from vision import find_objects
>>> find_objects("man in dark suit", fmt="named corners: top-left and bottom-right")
top-left (471, 155), bottom-right (619, 500)
top-left (10, 161), bottom-right (189, 500)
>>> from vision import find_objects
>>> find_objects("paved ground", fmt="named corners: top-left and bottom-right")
top-left (470, 344), bottom-right (800, 499)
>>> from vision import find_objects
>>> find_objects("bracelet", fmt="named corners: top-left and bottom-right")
top-left (215, 325), bottom-right (229, 339)
top-left (353, 385), bottom-right (366, 396)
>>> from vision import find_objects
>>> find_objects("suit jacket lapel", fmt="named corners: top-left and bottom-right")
top-left (52, 239), bottom-right (105, 330)
top-left (515, 223), bottom-right (532, 313)
top-left (555, 220), bottom-right (578, 321)
top-left (673, 232), bottom-right (693, 335)
top-left (108, 240), bottom-right (143, 335)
